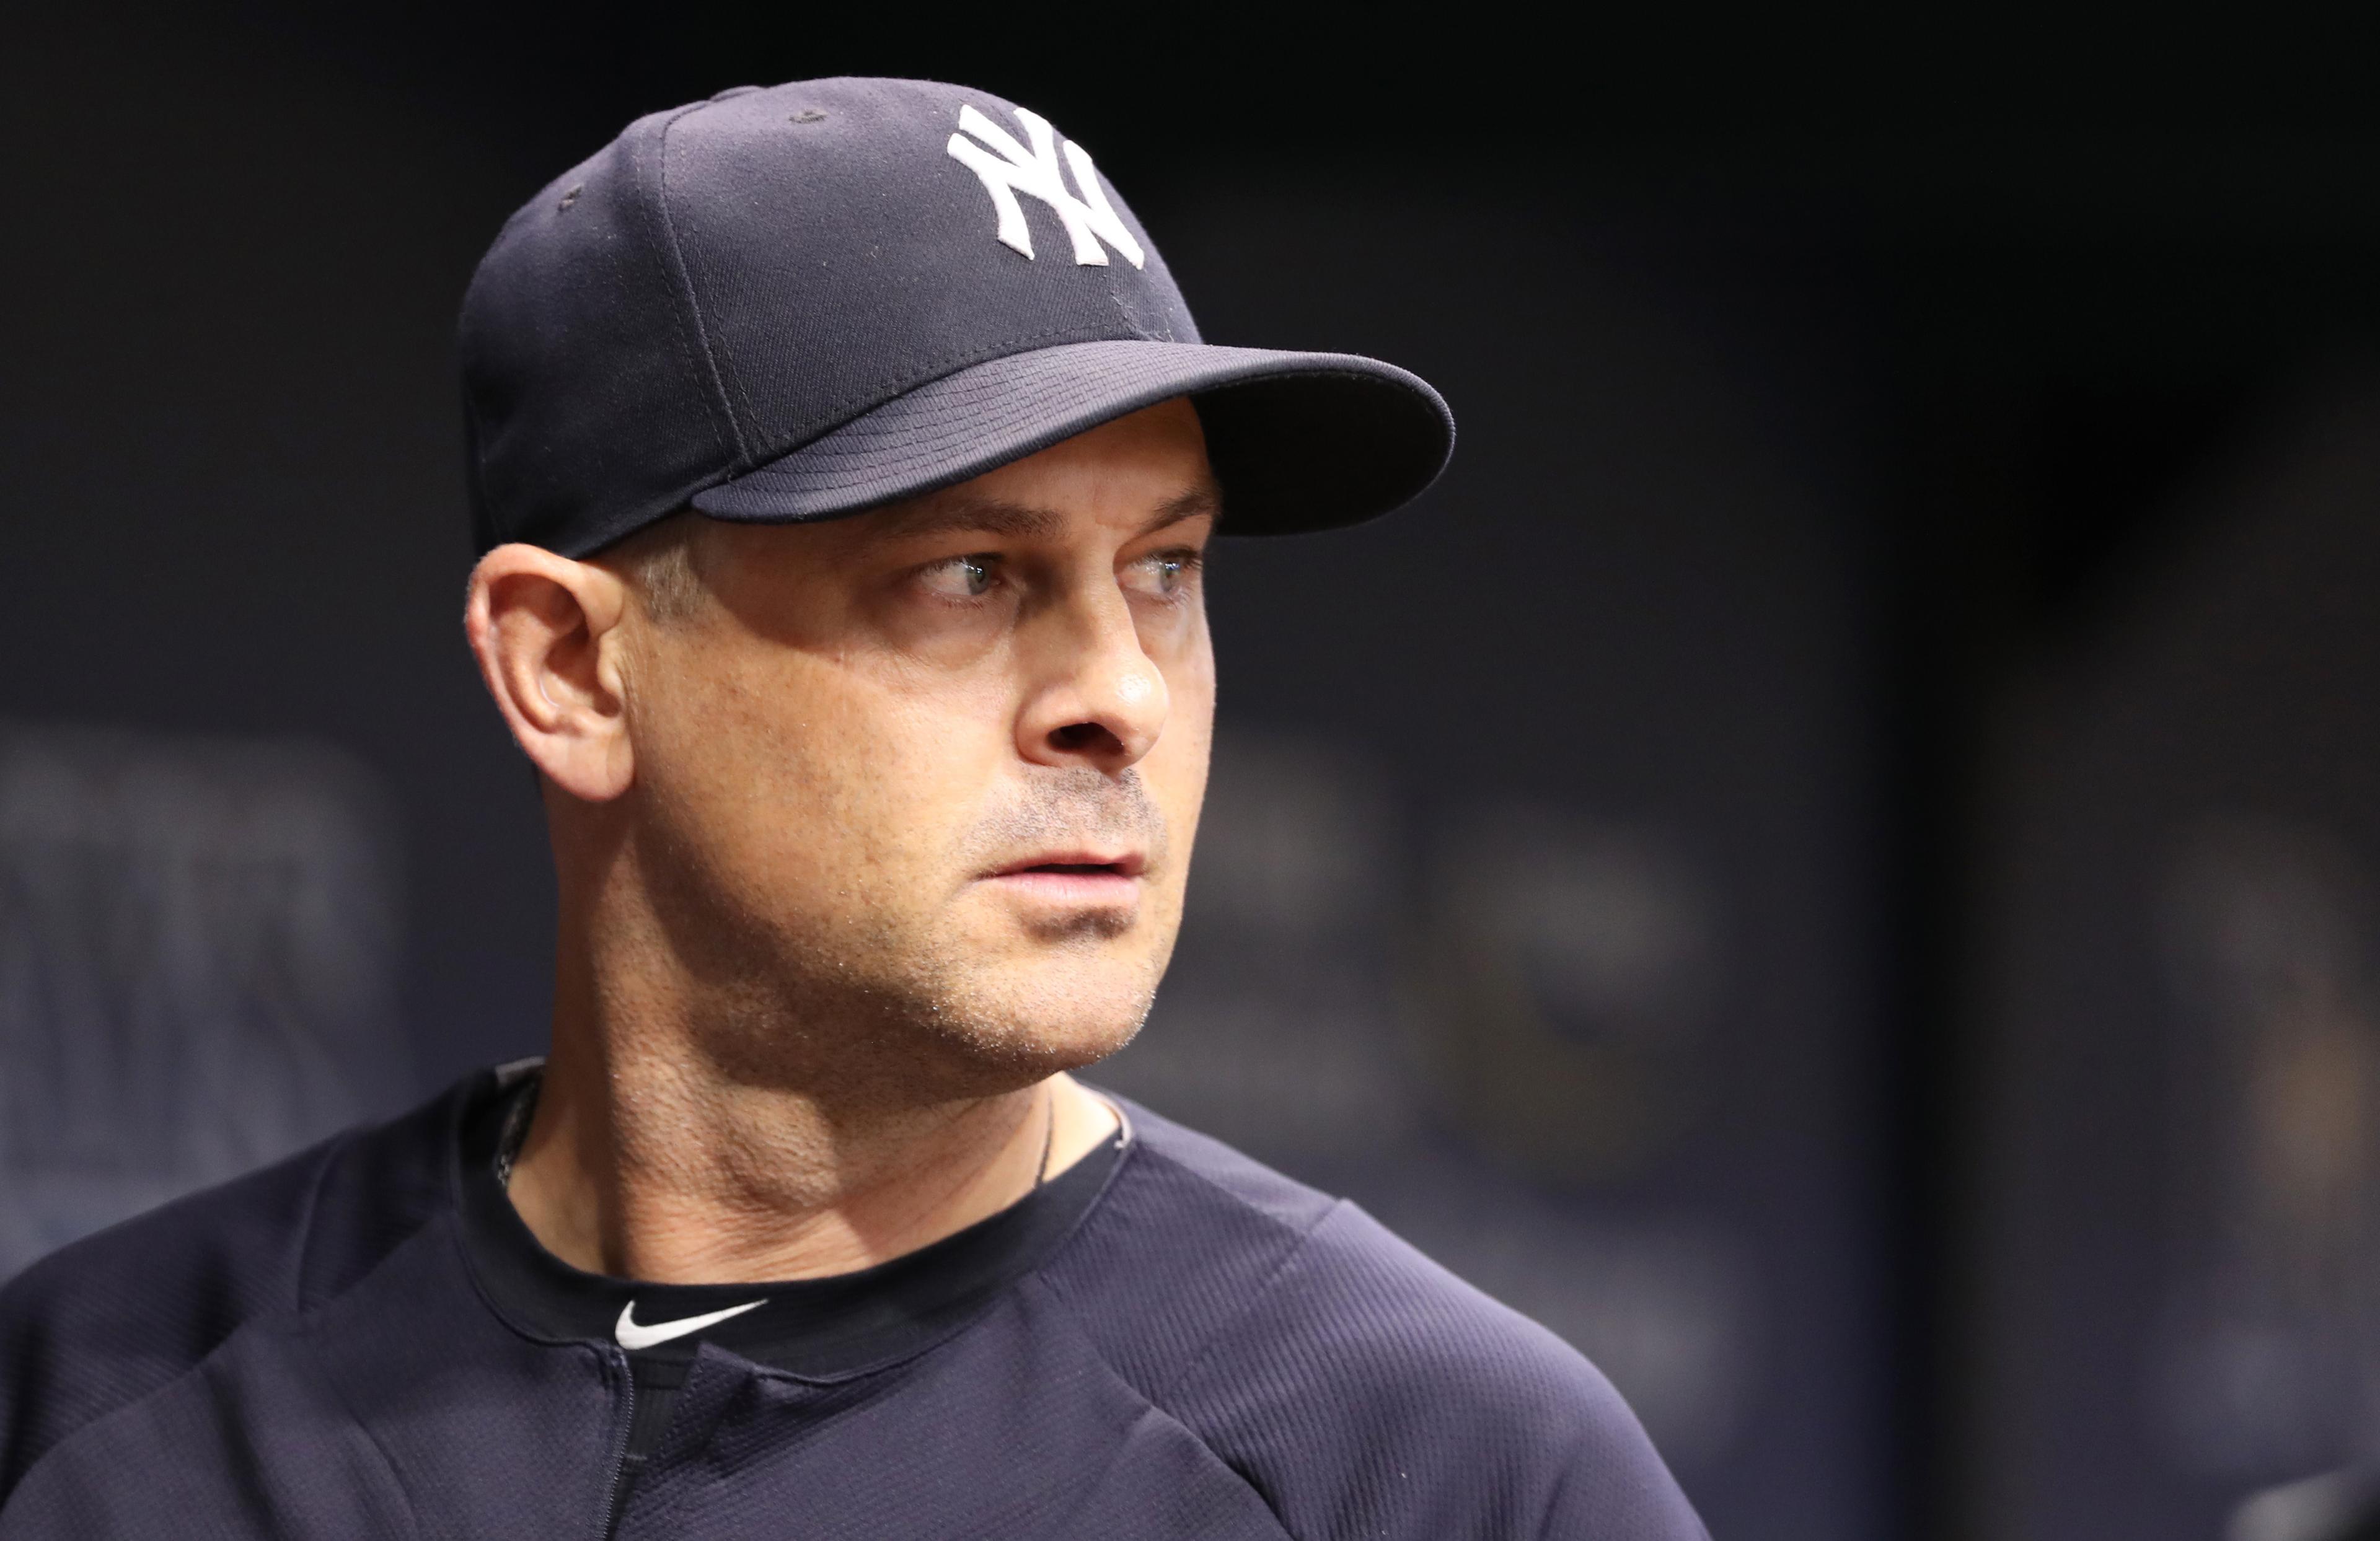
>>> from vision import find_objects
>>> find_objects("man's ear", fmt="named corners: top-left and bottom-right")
top-left (464, 543), bottom-right (636, 802)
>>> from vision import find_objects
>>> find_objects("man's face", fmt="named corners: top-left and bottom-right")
top-left (613, 399), bottom-right (1215, 1093)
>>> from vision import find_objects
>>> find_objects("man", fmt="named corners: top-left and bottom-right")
top-left (0, 77), bottom-right (1706, 1539)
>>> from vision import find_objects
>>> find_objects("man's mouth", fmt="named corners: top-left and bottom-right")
top-left (981, 851), bottom-right (1147, 901)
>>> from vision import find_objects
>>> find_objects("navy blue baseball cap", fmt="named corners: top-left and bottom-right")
top-left (459, 77), bottom-right (1454, 558)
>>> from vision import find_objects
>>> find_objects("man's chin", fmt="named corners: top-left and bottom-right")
top-left (923, 959), bottom-right (1158, 1076)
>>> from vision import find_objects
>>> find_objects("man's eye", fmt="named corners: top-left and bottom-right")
top-left (919, 555), bottom-right (997, 600)
top-left (1127, 552), bottom-right (1195, 597)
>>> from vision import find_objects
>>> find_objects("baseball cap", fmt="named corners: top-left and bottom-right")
top-left (459, 77), bottom-right (1454, 558)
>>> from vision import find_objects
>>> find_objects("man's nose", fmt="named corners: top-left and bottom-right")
top-left (1016, 586), bottom-right (1169, 772)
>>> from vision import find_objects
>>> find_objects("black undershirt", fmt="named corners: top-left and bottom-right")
top-left (458, 1073), bottom-right (1129, 1512)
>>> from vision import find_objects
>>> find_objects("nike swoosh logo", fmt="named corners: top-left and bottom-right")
top-left (614, 1297), bottom-right (767, 1351)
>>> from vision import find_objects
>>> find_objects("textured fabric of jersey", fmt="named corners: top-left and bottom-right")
top-left (0, 1069), bottom-right (1709, 1539)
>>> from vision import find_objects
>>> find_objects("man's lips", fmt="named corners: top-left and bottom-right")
top-left (983, 850), bottom-right (1147, 880)
top-left (979, 851), bottom-right (1147, 900)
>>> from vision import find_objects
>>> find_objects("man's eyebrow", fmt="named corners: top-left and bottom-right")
top-left (873, 485), bottom-right (1222, 543)
top-left (1138, 485), bottom-right (1222, 537)
top-left (875, 498), bottom-right (1064, 542)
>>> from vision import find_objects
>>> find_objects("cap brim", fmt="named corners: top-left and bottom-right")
top-left (688, 339), bottom-right (1453, 535)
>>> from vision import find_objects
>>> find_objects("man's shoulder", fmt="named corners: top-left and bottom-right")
top-left (0, 1078), bottom-right (467, 1493)
top-left (1051, 1100), bottom-right (1708, 1538)
top-left (1067, 1100), bottom-right (1579, 1389)
top-left (1039, 1099), bottom-right (1336, 1349)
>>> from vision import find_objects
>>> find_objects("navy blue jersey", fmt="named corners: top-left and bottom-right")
top-left (0, 1066), bottom-right (1706, 1539)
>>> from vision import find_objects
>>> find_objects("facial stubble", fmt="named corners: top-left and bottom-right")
top-left (661, 765), bottom-right (1180, 1105)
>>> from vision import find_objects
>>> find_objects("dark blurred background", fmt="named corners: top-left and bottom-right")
top-left (10, 5), bottom-right (2380, 1537)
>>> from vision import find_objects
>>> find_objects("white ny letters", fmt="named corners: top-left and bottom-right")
top-left (945, 104), bottom-right (1147, 269)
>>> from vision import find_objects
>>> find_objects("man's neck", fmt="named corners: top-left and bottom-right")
top-left (504, 1020), bottom-right (1119, 1285)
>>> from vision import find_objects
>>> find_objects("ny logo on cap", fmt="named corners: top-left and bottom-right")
top-left (946, 104), bottom-right (1147, 270)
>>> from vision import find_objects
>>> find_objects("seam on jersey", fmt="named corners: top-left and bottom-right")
top-left (1096, 1398), bottom-right (1300, 1541)
top-left (38, 1216), bottom-right (501, 1532)
top-left (5, 1315), bottom-right (426, 1538)
top-left (289, 1126), bottom-right (362, 1313)
top-left (284, 1312), bottom-right (432, 1539)
top-left (1153, 1201), bottom-right (1344, 1407)
top-left (291, 1105), bottom-right (464, 1321)
top-left (1094, 1140), bottom-right (1346, 1405)
top-left (2, 1135), bottom-right (370, 1491)
top-left (1025, 1134), bottom-right (1344, 1408)
top-left (1013, 1275), bottom-right (1302, 1541)
top-left (1111, 1139), bottom-right (1339, 1256)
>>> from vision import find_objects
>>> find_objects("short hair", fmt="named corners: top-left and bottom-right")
top-left (602, 511), bottom-right (710, 626)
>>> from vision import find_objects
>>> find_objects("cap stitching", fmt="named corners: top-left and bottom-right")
top-left (750, 350), bottom-right (1264, 475)
top-left (713, 357), bottom-right (1434, 504)
top-left (588, 337), bottom-right (1205, 547)
top-left (658, 103), bottom-right (772, 456)
top-left (754, 345), bottom-right (1425, 473)
top-left (637, 104), bottom-right (754, 466)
